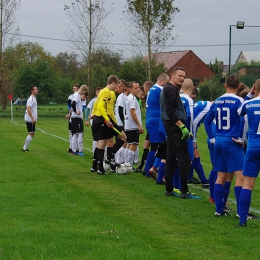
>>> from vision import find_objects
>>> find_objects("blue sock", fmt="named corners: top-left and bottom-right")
top-left (153, 157), bottom-right (161, 169)
top-left (223, 181), bottom-right (231, 206)
top-left (239, 189), bottom-right (252, 225)
top-left (173, 167), bottom-right (180, 190)
top-left (234, 186), bottom-right (242, 215)
top-left (194, 158), bottom-right (208, 183)
top-left (188, 161), bottom-right (194, 180)
top-left (209, 170), bottom-right (217, 201)
top-left (145, 151), bottom-right (156, 177)
top-left (157, 161), bottom-right (165, 183)
top-left (214, 183), bottom-right (225, 213)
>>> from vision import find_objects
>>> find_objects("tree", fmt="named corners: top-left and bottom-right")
top-left (64, 0), bottom-right (114, 92)
top-left (118, 55), bottom-right (165, 84)
top-left (0, 0), bottom-right (20, 109)
top-left (124, 0), bottom-right (179, 80)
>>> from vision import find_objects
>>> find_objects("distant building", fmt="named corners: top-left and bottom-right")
top-left (235, 51), bottom-right (260, 66)
top-left (143, 50), bottom-right (214, 86)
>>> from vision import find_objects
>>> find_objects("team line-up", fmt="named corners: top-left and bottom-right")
top-left (21, 67), bottom-right (260, 228)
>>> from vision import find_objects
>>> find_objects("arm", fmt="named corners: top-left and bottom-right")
top-left (27, 106), bottom-right (36, 123)
top-left (130, 108), bottom-right (143, 133)
top-left (119, 106), bottom-right (124, 127)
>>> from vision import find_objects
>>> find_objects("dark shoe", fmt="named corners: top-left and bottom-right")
top-left (141, 170), bottom-right (146, 175)
top-left (180, 191), bottom-right (201, 199)
top-left (68, 148), bottom-right (72, 153)
top-left (188, 177), bottom-right (201, 184)
top-left (90, 168), bottom-right (97, 172)
top-left (215, 211), bottom-right (230, 217)
top-left (21, 148), bottom-right (29, 152)
top-left (134, 168), bottom-right (143, 173)
top-left (156, 181), bottom-right (165, 185)
top-left (236, 212), bottom-right (260, 220)
top-left (165, 191), bottom-right (180, 197)
top-left (105, 158), bottom-right (121, 167)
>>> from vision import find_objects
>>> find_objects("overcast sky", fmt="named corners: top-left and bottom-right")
top-left (15, 0), bottom-right (260, 65)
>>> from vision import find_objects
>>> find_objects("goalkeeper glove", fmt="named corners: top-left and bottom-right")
top-left (180, 125), bottom-right (190, 140)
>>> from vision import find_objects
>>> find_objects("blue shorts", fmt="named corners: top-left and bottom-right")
top-left (214, 136), bottom-right (244, 173)
top-left (243, 149), bottom-right (260, 178)
top-left (187, 138), bottom-right (194, 161)
top-left (146, 117), bottom-right (165, 143)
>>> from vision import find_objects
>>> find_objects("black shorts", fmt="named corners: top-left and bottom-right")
top-left (93, 116), bottom-right (114, 140)
top-left (26, 122), bottom-right (36, 134)
top-left (155, 140), bottom-right (167, 159)
top-left (68, 120), bottom-right (72, 131)
top-left (125, 130), bottom-right (140, 144)
top-left (71, 118), bottom-right (84, 134)
top-left (145, 131), bottom-right (150, 141)
top-left (91, 124), bottom-right (98, 141)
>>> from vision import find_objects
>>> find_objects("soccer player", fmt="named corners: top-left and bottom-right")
top-left (237, 82), bottom-right (260, 226)
top-left (145, 73), bottom-right (170, 177)
top-left (92, 75), bottom-right (124, 174)
top-left (22, 86), bottom-right (39, 152)
top-left (70, 85), bottom-right (89, 156)
top-left (124, 81), bottom-right (144, 168)
top-left (104, 80), bottom-right (127, 170)
top-left (204, 74), bottom-right (245, 216)
top-left (67, 84), bottom-right (80, 153)
top-left (160, 67), bottom-right (200, 199)
top-left (135, 81), bottom-right (153, 174)
top-left (85, 87), bottom-right (102, 153)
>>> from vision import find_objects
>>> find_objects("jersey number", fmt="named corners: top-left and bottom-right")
top-left (254, 111), bottom-right (260, 134)
top-left (217, 107), bottom-right (230, 130)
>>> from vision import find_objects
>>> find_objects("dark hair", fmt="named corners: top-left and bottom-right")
top-left (119, 79), bottom-right (127, 87)
top-left (30, 85), bottom-right (37, 93)
top-left (139, 86), bottom-right (145, 93)
top-left (191, 87), bottom-right (199, 97)
top-left (74, 84), bottom-right (80, 89)
top-left (129, 81), bottom-right (138, 88)
top-left (172, 67), bottom-right (185, 75)
top-left (95, 87), bottom-right (102, 92)
top-left (143, 81), bottom-right (153, 90)
top-left (225, 74), bottom-right (240, 89)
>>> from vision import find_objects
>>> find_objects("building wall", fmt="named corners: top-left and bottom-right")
top-left (167, 51), bottom-right (214, 85)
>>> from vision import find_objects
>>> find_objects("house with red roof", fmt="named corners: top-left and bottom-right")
top-left (144, 50), bottom-right (214, 85)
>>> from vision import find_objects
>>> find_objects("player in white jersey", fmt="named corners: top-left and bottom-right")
top-left (204, 74), bottom-right (245, 217)
top-left (67, 84), bottom-right (80, 153)
top-left (22, 86), bottom-right (39, 152)
top-left (70, 85), bottom-right (89, 156)
top-left (124, 81), bottom-right (144, 168)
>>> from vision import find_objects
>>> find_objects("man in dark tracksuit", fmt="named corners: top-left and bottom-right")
top-left (160, 67), bottom-right (201, 199)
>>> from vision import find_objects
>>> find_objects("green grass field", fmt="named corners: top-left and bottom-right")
top-left (1, 113), bottom-right (260, 259)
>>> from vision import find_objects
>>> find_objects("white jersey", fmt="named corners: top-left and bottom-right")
top-left (71, 92), bottom-right (84, 119)
top-left (24, 95), bottom-right (38, 122)
top-left (87, 97), bottom-right (97, 125)
top-left (115, 93), bottom-right (128, 127)
top-left (125, 93), bottom-right (142, 130)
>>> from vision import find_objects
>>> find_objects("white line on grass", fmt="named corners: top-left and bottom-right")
top-left (12, 120), bottom-right (260, 215)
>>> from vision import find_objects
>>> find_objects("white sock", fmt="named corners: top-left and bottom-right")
top-left (115, 147), bottom-right (125, 164)
top-left (69, 131), bottom-right (72, 149)
top-left (127, 150), bottom-right (135, 165)
top-left (134, 147), bottom-right (139, 163)
top-left (78, 133), bottom-right (83, 152)
top-left (71, 134), bottom-right (78, 152)
top-left (125, 148), bottom-right (129, 163)
top-left (23, 135), bottom-right (33, 150)
top-left (92, 141), bottom-right (97, 154)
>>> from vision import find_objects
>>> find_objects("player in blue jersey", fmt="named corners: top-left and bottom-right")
top-left (145, 73), bottom-right (170, 177)
top-left (237, 82), bottom-right (260, 227)
top-left (190, 96), bottom-right (212, 188)
top-left (204, 74), bottom-right (245, 217)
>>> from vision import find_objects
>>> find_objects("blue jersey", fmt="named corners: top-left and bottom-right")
top-left (146, 84), bottom-right (163, 118)
top-left (204, 93), bottom-right (244, 139)
top-left (238, 96), bottom-right (260, 150)
top-left (180, 94), bottom-right (193, 132)
top-left (193, 101), bottom-right (211, 141)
